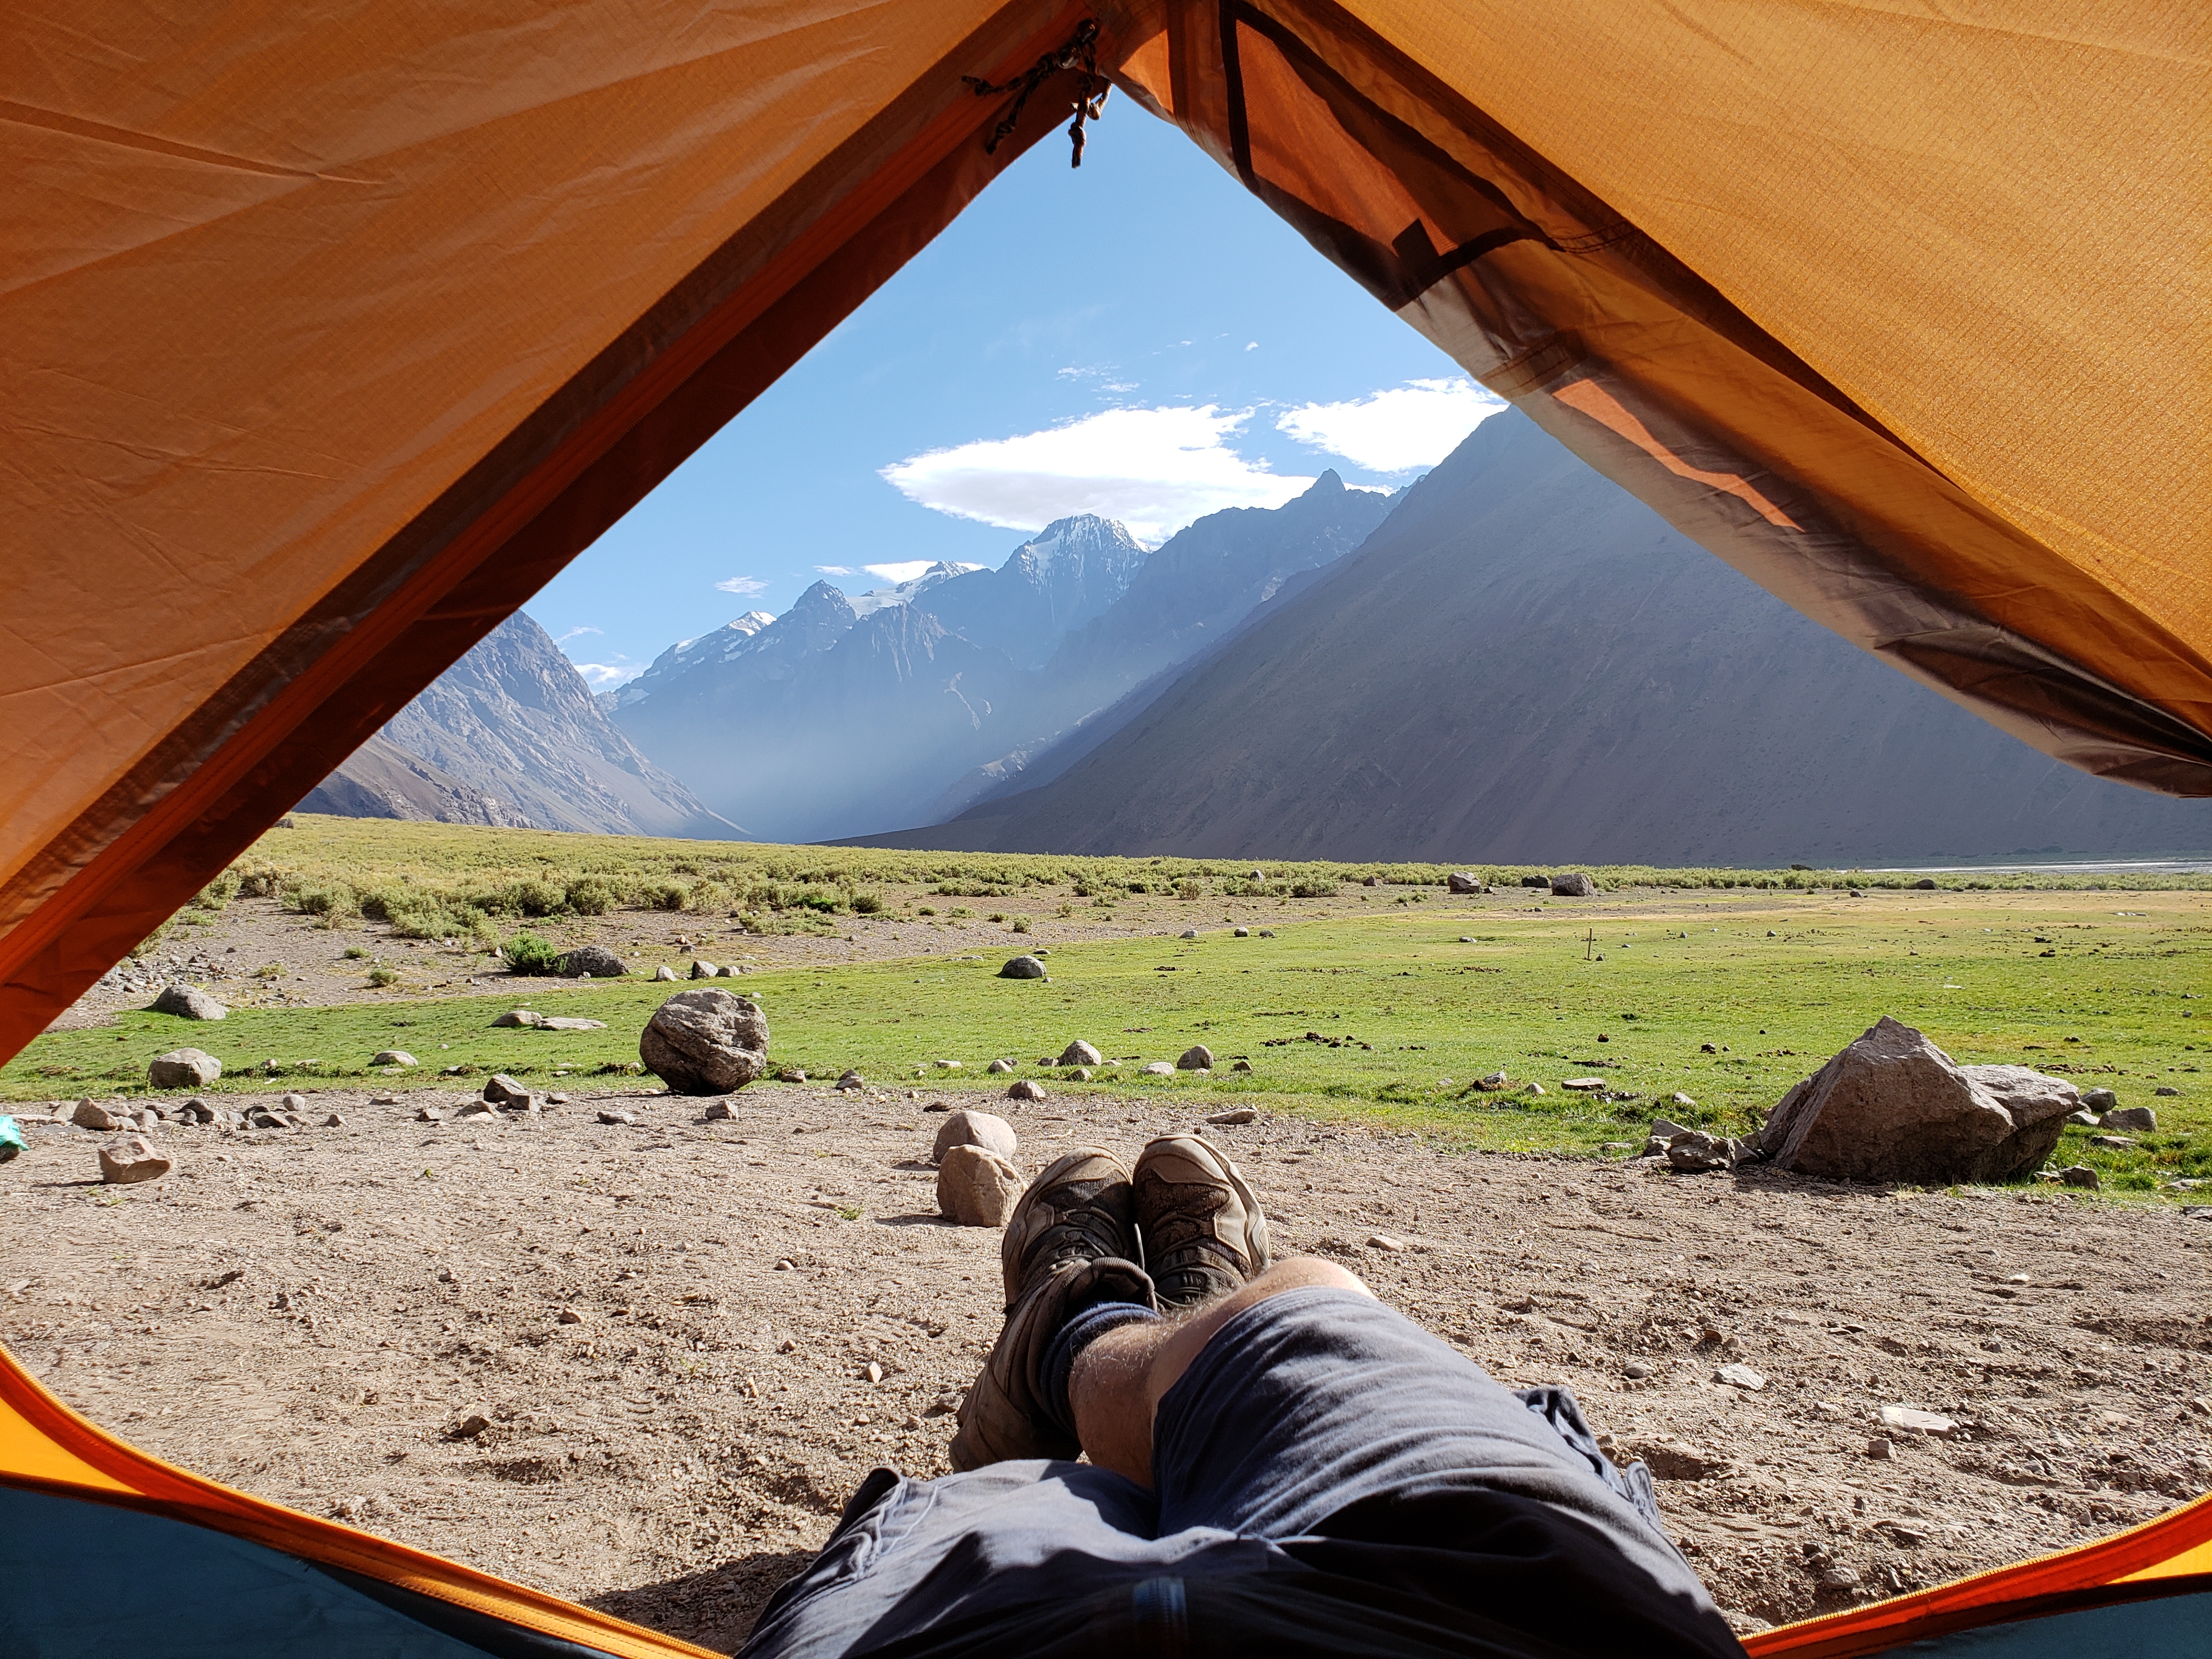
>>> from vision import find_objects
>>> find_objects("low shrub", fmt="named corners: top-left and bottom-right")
top-left (503, 930), bottom-right (562, 974)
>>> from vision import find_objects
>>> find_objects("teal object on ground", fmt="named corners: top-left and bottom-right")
top-left (0, 1116), bottom-right (24, 1161)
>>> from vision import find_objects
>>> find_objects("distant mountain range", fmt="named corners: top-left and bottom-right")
top-left (847, 411), bottom-right (2210, 865)
top-left (603, 486), bottom-right (1388, 843)
top-left (302, 612), bottom-right (733, 838)
top-left (310, 417), bottom-right (2208, 865)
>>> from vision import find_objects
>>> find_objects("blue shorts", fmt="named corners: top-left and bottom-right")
top-left (739, 1288), bottom-right (1740, 1659)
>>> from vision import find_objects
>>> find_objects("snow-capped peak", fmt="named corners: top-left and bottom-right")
top-left (848, 561), bottom-right (985, 617)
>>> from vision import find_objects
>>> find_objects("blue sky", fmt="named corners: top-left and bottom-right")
top-left (533, 103), bottom-right (1500, 689)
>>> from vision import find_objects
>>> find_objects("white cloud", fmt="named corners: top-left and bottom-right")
top-left (1276, 377), bottom-right (1505, 473)
top-left (714, 574), bottom-right (770, 596)
top-left (573, 660), bottom-right (642, 689)
top-left (1245, 341), bottom-right (1259, 351)
top-left (553, 624), bottom-right (601, 644)
top-left (861, 561), bottom-right (946, 585)
top-left (881, 405), bottom-right (1314, 545)
top-left (814, 564), bottom-right (855, 576)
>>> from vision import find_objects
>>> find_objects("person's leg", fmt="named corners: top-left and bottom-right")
top-left (1070, 1256), bottom-right (1369, 1486)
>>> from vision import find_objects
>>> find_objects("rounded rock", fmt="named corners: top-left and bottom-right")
top-left (1006, 1079), bottom-right (1047, 1103)
top-left (373, 1049), bottom-right (418, 1066)
top-left (1176, 1045), bottom-right (1215, 1071)
top-left (932, 1109), bottom-right (1018, 1164)
top-left (998, 955), bottom-right (1048, 980)
top-left (557, 945), bottom-right (628, 978)
top-left (148, 1048), bottom-right (222, 1088)
top-left (936, 1144), bottom-right (1022, 1226)
top-left (151, 984), bottom-right (227, 1021)
top-left (1056, 1040), bottom-right (1103, 1068)
top-left (639, 989), bottom-right (770, 1095)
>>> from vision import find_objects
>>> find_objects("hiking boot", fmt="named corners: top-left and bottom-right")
top-left (949, 1150), bottom-right (1153, 1471)
top-left (997, 1148), bottom-right (1140, 1306)
top-left (1132, 1135), bottom-right (1271, 1308)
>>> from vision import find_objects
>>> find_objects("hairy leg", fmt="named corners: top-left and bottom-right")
top-left (1069, 1256), bottom-right (1369, 1487)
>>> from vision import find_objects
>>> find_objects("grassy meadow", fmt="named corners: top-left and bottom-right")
top-left (9, 817), bottom-right (2208, 1197)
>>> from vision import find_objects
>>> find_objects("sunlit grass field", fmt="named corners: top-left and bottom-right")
top-left (12, 815), bottom-right (2206, 1199)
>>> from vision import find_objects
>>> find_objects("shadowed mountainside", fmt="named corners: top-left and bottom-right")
top-left (848, 412), bottom-right (2209, 865)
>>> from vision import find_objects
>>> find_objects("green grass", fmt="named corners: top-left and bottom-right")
top-left (19, 885), bottom-right (2208, 1199)
top-left (137, 813), bottom-right (2212, 958)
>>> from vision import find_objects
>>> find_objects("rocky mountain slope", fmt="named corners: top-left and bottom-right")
top-left (303, 612), bottom-right (735, 838)
top-left (850, 412), bottom-right (2209, 866)
top-left (611, 490), bottom-right (1395, 843)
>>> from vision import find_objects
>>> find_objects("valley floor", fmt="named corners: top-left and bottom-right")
top-left (6, 1081), bottom-right (2208, 1647)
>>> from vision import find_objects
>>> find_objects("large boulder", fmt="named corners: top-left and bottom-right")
top-left (151, 984), bottom-right (227, 1020)
top-left (931, 1109), bottom-right (1018, 1164)
top-left (557, 945), bottom-right (628, 978)
top-left (1057, 1040), bottom-right (1103, 1067)
top-left (639, 989), bottom-right (769, 1095)
top-left (148, 1048), bottom-right (222, 1088)
top-left (1177, 1044), bottom-right (1215, 1070)
top-left (1757, 1016), bottom-right (2079, 1184)
top-left (998, 955), bottom-right (1047, 980)
top-left (1549, 872), bottom-right (1595, 897)
top-left (937, 1144), bottom-right (1022, 1226)
top-left (1447, 872), bottom-right (1481, 894)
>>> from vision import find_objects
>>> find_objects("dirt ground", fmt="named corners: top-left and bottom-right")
top-left (7, 1080), bottom-right (2209, 1650)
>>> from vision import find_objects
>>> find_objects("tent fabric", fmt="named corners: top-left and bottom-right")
top-left (0, 1348), bottom-right (715, 1657)
top-left (2, 0), bottom-right (2207, 1048)
top-left (2, 4), bottom-right (2209, 1646)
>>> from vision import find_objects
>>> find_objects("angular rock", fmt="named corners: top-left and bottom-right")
top-left (596, 1109), bottom-right (636, 1126)
top-left (2089, 1134), bottom-right (2135, 1149)
top-left (1207, 1108), bottom-right (1257, 1125)
top-left (988, 1058), bottom-right (1015, 1075)
top-left (936, 1144), bottom-right (1022, 1226)
top-left (1229, 1059), bottom-right (1252, 1074)
top-left (776, 1066), bottom-right (806, 1083)
top-left (99, 1135), bottom-right (172, 1183)
top-left (1549, 872), bottom-right (1595, 897)
top-left (540, 1017), bottom-right (606, 1031)
top-left (2066, 1109), bottom-right (2100, 1126)
top-left (1666, 1131), bottom-right (1738, 1173)
top-left (373, 1050), bottom-right (418, 1066)
top-left (1142, 1061), bottom-right (1177, 1077)
top-left (151, 984), bottom-right (227, 1020)
top-left (1879, 1405), bottom-right (1957, 1436)
top-left (1520, 874), bottom-right (1550, 889)
top-left (1447, 872), bottom-right (1481, 894)
top-left (2081, 1087), bottom-right (2118, 1111)
top-left (1716, 1363), bottom-right (1767, 1390)
top-left (1058, 1041), bottom-right (1103, 1068)
top-left (492, 1009), bottom-right (544, 1028)
top-left (557, 945), bottom-right (627, 978)
top-left (932, 1109), bottom-right (1017, 1164)
top-left (717, 964), bottom-right (742, 978)
top-left (834, 1070), bottom-right (865, 1092)
top-left (72, 1099), bottom-right (125, 1130)
top-left (1179, 929), bottom-right (1199, 940)
top-left (453, 1103), bottom-right (498, 1122)
top-left (1006, 1079), bottom-right (1047, 1103)
top-left (177, 1098), bottom-right (218, 1124)
top-left (483, 1074), bottom-right (534, 1108)
top-left (639, 988), bottom-right (769, 1096)
top-left (1561, 1078), bottom-right (1606, 1093)
top-left (654, 963), bottom-right (679, 982)
top-left (1069, 1068), bottom-right (1093, 1082)
top-left (2103, 1105), bottom-right (2158, 1131)
top-left (998, 955), bottom-right (1047, 980)
top-left (1177, 1045), bottom-right (1215, 1071)
top-left (702, 1101), bottom-right (736, 1121)
top-left (149, 1048), bottom-right (222, 1088)
top-left (280, 1092), bottom-right (308, 1111)
top-left (690, 959), bottom-right (719, 979)
top-left (415, 1105), bottom-right (445, 1122)
top-left (1756, 1016), bottom-right (2079, 1184)
top-left (2058, 1164), bottom-right (2100, 1188)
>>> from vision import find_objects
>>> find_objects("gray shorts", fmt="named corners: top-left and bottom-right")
top-left (738, 1288), bottom-right (1740, 1659)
